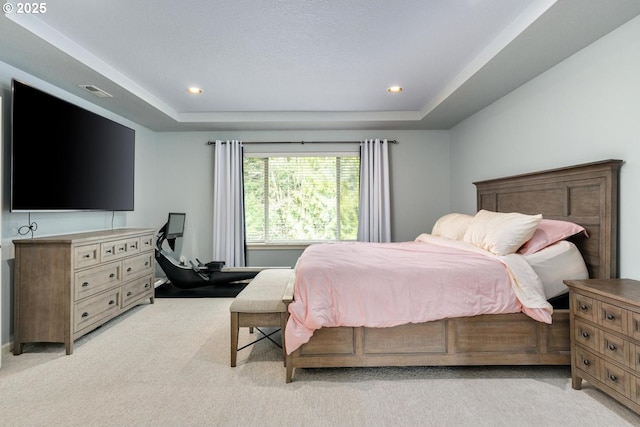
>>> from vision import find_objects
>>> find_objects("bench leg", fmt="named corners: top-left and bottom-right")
top-left (230, 312), bottom-right (239, 367)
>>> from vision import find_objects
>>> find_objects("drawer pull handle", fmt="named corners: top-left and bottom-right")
top-left (606, 313), bottom-right (615, 321)
top-left (82, 282), bottom-right (89, 287)
top-left (609, 374), bottom-right (618, 382)
top-left (145, 261), bottom-right (149, 266)
top-left (582, 332), bottom-right (590, 339)
top-left (83, 254), bottom-right (91, 259)
top-left (579, 304), bottom-right (588, 311)
top-left (608, 344), bottom-right (617, 351)
top-left (82, 312), bottom-right (89, 318)
top-left (583, 359), bottom-right (591, 366)
top-left (145, 284), bottom-right (149, 288)
top-left (106, 249), bottom-right (112, 254)
top-left (109, 300), bottom-right (115, 305)
top-left (109, 273), bottom-right (116, 278)
top-left (127, 292), bottom-right (132, 297)
top-left (127, 267), bottom-right (133, 272)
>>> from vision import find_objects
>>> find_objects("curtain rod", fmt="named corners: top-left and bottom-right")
top-left (207, 139), bottom-right (398, 145)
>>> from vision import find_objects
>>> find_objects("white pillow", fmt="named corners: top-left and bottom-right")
top-left (431, 213), bottom-right (474, 240)
top-left (463, 210), bottom-right (542, 256)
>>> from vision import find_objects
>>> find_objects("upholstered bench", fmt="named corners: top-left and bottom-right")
top-left (230, 268), bottom-right (294, 367)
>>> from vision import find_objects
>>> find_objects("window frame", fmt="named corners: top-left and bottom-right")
top-left (243, 148), bottom-right (360, 246)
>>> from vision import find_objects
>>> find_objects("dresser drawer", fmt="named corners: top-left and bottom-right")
top-left (574, 319), bottom-right (598, 352)
top-left (74, 262), bottom-right (122, 301)
top-left (101, 238), bottom-right (140, 262)
top-left (125, 238), bottom-right (141, 253)
top-left (101, 239), bottom-right (127, 261)
top-left (600, 302), bottom-right (627, 334)
top-left (74, 289), bottom-right (120, 333)
top-left (601, 331), bottom-right (630, 367)
top-left (123, 253), bottom-right (154, 281)
top-left (140, 234), bottom-right (154, 252)
top-left (601, 360), bottom-right (631, 398)
top-left (74, 244), bottom-right (99, 269)
top-left (572, 293), bottom-right (596, 322)
top-left (123, 276), bottom-right (153, 308)
top-left (574, 347), bottom-right (600, 380)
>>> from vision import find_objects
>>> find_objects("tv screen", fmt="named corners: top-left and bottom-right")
top-left (11, 79), bottom-right (135, 211)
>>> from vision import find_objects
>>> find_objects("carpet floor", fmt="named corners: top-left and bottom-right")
top-left (2, 298), bottom-right (640, 427)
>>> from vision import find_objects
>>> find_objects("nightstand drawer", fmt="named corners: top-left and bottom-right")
top-left (574, 319), bottom-right (598, 352)
top-left (574, 347), bottom-right (599, 380)
top-left (630, 312), bottom-right (640, 341)
top-left (600, 302), bottom-right (626, 334)
top-left (601, 360), bottom-right (631, 398)
top-left (572, 293), bottom-right (596, 322)
top-left (601, 331), bottom-right (630, 367)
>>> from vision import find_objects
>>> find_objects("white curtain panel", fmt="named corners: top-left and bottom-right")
top-left (357, 138), bottom-right (391, 242)
top-left (212, 140), bottom-right (246, 266)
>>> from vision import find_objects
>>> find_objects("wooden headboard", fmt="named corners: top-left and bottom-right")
top-left (474, 160), bottom-right (622, 280)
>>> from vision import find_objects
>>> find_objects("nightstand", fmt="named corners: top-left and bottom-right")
top-left (564, 278), bottom-right (640, 414)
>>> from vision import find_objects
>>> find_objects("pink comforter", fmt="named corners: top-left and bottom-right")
top-left (285, 240), bottom-right (545, 354)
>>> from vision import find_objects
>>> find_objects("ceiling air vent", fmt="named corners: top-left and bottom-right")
top-left (78, 84), bottom-right (113, 98)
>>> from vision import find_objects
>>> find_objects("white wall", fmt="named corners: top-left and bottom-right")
top-left (154, 130), bottom-right (450, 267)
top-left (449, 15), bottom-right (640, 277)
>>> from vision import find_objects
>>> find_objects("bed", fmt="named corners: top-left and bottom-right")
top-left (284, 159), bottom-right (622, 382)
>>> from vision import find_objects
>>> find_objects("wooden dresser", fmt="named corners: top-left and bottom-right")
top-left (13, 228), bottom-right (156, 355)
top-left (565, 278), bottom-right (640, 414)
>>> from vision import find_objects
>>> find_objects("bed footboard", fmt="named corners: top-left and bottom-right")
top-left (285, 310), bottom-right (570, 382)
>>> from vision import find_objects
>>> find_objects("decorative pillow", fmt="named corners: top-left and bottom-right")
top-left (518, 219), bottom-right (587, 255)
top-left (431, 213), bottom-right (474, 240)
top-left (463, 209), bottom-right (542, 256)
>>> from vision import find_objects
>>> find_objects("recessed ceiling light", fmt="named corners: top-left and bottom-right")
top-left (186, 87), bottom-right (203, 94)
top-left (387, 86), bottom-right (403, 93)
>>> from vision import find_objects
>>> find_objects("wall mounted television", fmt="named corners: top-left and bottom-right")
top-left (11, 79), bottom-right (135, 212)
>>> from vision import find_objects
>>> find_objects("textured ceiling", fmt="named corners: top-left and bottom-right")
top-left (2, 0), bottom-right (640, 131)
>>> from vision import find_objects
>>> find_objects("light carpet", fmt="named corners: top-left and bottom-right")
top-left (1, 298), bottom-right (640, 427)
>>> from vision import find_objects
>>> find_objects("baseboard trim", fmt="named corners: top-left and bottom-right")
top-left (1, 341), bottom-right (12, 358)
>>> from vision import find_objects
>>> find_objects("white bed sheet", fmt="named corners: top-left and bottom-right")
top-left (523, 240), bottom-right (588, 299)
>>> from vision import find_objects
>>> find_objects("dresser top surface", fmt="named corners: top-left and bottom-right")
top-left (13, 228), bottom-right (156, 245)
top-left (564, 278), bottom-right (640, 306)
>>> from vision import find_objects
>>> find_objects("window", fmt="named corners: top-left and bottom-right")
top-left (243, 153), bottom-right (360, 244)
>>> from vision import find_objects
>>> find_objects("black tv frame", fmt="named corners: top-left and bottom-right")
top-left (10, 79), bottom-right (135, 212)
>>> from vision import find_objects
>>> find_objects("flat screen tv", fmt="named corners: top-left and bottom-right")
top-left (11, 79), bottom-right (135, 211)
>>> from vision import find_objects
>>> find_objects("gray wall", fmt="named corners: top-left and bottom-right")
top-left (449, 14), bottom-right (640, 278)
top-left (154, 130), bottom-right (450, 267)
